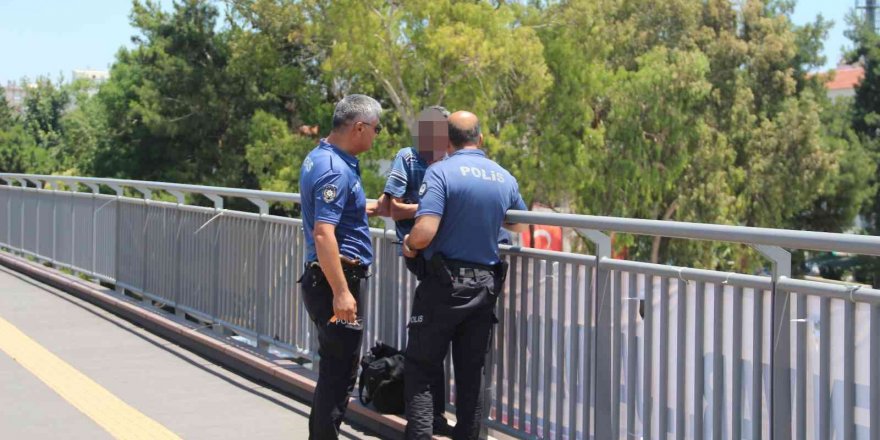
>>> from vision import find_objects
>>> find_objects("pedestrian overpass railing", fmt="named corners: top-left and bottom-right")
top-left (1, 173), bottom-right (878, 440)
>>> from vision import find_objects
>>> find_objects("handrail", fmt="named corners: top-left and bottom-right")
top-left (3, 172), bottom-right (879, 256)
top-left (0, 173), bottom-right (300, 204)
top-left (504, 211), bottom-right (880, 257)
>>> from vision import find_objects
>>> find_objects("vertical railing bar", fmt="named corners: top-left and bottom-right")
top-left (211, 207), bottom-right (222, 328)
top-left (554, 262), bottom-right (566, 439)
top-left (69, 189), bottom-right (75, 272)
top-left (530, 257), bottom-right (541, 433)
top-left (256, 215), bottom-right (269, 348)
top-left (611, 270), bottom-right (623, 438)
top-left (90, 188), bottom-right (97, 276)
top-left (844, 300), bottom-right (855, 440)
top-left (795, 292), bottom-right (806, 440)
top-left (508, 255), bottom-right (519, 428)
top-left (642, 274), bottom-right (654, 439)
top-left (583, 266), bottom-right (593, 440)
top-left (173, 203), bottom-right (184, 317)
top-left (819, 298), bottom-right (830, 439)
top-left (693, 281), bottom-right (705, 440)
top-left (20, 181), bottom-right (26, 255)
top-left (675, 278), bottom-right (688, 440)
top-left (568, 264), bottom-right (580, 440)
top-left (35, 187), bottom-right (40, 260)
top-left (712, 281), bottom-right (723, 440)
top-left (518, 255), bottom-right (528, 430)
top-left (542, 260), bottom-right (553, 439)
top-left (626, 271), bottom-right (638, 440)
top-left (732, 285), bottom-right (744, 440)
top-left (659, 276), bottom-right (670, 440)
top-left (870, 304), bottom-right (879, 440)
top-left (752, 289), bottom-right (765, 440)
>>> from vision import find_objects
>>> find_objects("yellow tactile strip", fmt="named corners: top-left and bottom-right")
top-left (0, 315), bottom-right (181, 440)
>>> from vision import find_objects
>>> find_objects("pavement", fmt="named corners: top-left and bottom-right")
top-left (0, 265), bottom-right (379, 440)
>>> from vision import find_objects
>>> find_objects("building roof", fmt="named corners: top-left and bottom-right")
top-left (825, 65), bottom-right (864, 91)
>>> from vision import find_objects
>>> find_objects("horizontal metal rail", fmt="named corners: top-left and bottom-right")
top-left (505, 210), bottom-right (880, 256)
top-left (3, 173), bottom-right (879, 255)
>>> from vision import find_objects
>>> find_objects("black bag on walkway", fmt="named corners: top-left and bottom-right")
top-left (358, 341), bottom-right (405, 414)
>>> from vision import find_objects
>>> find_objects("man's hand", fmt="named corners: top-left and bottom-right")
top-left (402, 234), bottom-right (418, 258)
top-left (366, 193), bottom-right (390, 217)
top-left (332, 289), bottom-right (358, 323)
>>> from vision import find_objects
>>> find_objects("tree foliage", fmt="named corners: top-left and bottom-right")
top-left (0, 0), bottom-right (875, 272)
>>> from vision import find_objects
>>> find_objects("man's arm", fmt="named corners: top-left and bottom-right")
top-left (503, 221), bottom-right (529, 234)
top-left (502, 181), bottom-right (530, 234)
top-left (366, 193), bottom-right (390, 217)
top-left (382, 150), bottom-right (409, 219)
top-left (389, 196), bottom-right (418, 221)
top-left (314, 223), bottom-right (358, 322)
top-left (402, 215), bottom-right (441, 257)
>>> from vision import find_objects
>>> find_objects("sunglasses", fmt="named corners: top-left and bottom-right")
top-left (358, 121), bottom-right (382, 134)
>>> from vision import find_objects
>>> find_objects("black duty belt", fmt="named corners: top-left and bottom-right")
top-left (441, 258), bottom-right (498, 279)
top-left (305, 257), bottom-right (369, 279)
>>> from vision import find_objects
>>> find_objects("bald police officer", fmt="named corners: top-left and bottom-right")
top-left (299, 94), bottom-right (383, 440)
top-left (402, 111), bottom-right (528, 439)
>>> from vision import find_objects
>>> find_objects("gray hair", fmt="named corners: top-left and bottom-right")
top-left (425, 105), bottom-right (450, 117)
top-left (331, 94), bottom-right (382, 130)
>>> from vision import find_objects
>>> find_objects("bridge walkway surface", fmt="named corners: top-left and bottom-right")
top-left (0, 265), bottom-right (379, 439)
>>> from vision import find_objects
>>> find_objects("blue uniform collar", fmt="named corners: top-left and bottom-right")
top-left (320, 138), bottom-right (361, 174)
top-left (449, 148), bottom-right (487, 158)
top-left (410, 147), bottom-right (430, 167)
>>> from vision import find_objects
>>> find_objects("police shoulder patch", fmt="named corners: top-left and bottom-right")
top-left (418, 182), bottom-right (427, 197)
top-left (321, 184), bottom-right (338, 203)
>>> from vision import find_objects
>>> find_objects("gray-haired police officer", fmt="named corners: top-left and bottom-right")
top-left (299, 94), bottom-right (384, 440)
top-left (402, 111), bottom-right (528, 439)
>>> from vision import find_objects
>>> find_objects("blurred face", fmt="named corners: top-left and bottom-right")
top-left (415, 110), bottom-right (449, 164)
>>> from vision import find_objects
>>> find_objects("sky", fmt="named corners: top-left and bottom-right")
top-left (0, 0), bottom-right (861, 86)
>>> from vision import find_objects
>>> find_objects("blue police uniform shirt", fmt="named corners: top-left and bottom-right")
top-left (416, 148), bottom-right (527, 266)
top-left (383, 147), bottom-right (428, 240)
top-left (300, 139), bottom-right (373, 266)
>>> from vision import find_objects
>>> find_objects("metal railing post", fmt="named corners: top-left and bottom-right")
top-left (85, 183), bottom-right (99, 278)
top-left (3, 179), bottom-right (11, 249)
top-left (48, 181), bottom-right (57, 266)
top-left (135, 186), bottom-right (153, 306)
top-left (205, 194), bottom-right (224, 333)
top-left (107, 184), bottom-right (123, 294)
top-left (578, 228), bottom-right (612, 440)
top-left (17, 178), bottom-right (27, 255)
top-left (68, 182), bottom-right (76, 273)
top-left (248, 197), bottom-right (270, 350)
top-left (754, 244), bottom-right (792, 440)
top-left (33, 179), bottom-right (42, 260)
top-left (167, 190), bottom-right (186, 318)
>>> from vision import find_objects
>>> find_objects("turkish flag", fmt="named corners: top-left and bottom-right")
top-left (521, 225), bottom-right (563, 251)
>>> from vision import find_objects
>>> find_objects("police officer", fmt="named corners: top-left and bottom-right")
top-left (299, 94), bottom-right (383, 440)
top-left (385, 106), bottom-right (450, 240)
top-left (402, 111), bottom-right (528, 439)
top-left (383, 106), bottom-right (455, 435)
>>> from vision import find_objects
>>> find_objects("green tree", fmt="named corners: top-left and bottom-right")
top-left (846, 11), bottom-right (880, 234)
top-left (245, 110), bottom-right (315, 193)
top-left (94, 0), bottom-right (252, 187)
top-left (22, 77), bottom-right (70, 152)
top-left (0, 85), bottom-right (54, 174)
top-left (320, 0), bottom-right (550, 133)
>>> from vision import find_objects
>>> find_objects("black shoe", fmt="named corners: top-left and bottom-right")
top-left (433, 420), bottom-right (454, 437)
